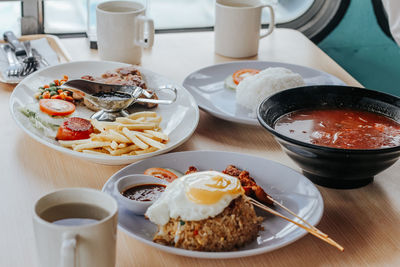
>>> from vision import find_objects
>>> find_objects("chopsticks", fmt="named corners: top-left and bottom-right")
top-left (265, 195), bottom-right (328, 238)
top-left (248, 197), bottom-right (344, 251)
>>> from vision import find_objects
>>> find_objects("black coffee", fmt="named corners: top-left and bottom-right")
top-left (40, 203), bottom-right (109, 226)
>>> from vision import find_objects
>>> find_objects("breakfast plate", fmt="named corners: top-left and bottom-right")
top-left (10, 61), bottom-right (199, 165)
top-left (102, 150), bottom-right (324, 258)
top-left (182, 60), bottom-right (346, 126)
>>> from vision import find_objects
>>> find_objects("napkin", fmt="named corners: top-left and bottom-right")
top-left (0, 38), bottom-right (60, 84)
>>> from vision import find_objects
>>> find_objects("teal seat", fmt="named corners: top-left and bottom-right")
top-left (318, 0), bottom-right (400, 96)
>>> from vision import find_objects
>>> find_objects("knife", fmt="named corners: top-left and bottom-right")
top-left (3, 31), bottom-right (26, 57)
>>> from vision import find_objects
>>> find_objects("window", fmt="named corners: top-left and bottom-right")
top-left (43, 0), bottom-right (315, 34)
top-left (0, 0), bottom-right (349, 43)
top-left (44, 0), bottom-right (87, 33)
top-left (0, 1), bottom-right (22, 36)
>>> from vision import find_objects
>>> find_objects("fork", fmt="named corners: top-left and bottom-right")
top-left (31, 48), bottom-right (49, 68)
top-left (3, 44), bottom-right (23, 77)
top-left (21, 41), bottom-right (38, 76)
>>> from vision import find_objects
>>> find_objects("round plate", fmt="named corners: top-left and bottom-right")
top-left (102, 151), bottom-right (324, 258)
top-left (10, 61), bottom-right (199, 165)
top-left (182, 60), bottom-right (346, 125)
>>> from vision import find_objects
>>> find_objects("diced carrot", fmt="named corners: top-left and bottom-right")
top-left (43, 84), bottom-right (49, 89)
top-left (34, 92), bottom-right (41, 99)
top-left (63, 75), bottom-right (69, 80)
top-left (43, 91), bottom-right (50, 99)
top-left (65, 96), bottom-right (74, 102)
top-left (51, 95), bottom-right (62, 100)
top-left (54, 80), bottom-right (60, 86)
top-left (57, 89), bottom-right (63, 94)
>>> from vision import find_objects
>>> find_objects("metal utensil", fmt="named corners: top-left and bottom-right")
top-left (63, 79), bottom-right (178, 121)
top-left (3, 44), bottom-right (23, 77)
top-left (31, 48), bottom-right (49, 67)
top-left (3, 31), bottom-right (26, 57)
top-left (21, 41), bottom-right (38, 76)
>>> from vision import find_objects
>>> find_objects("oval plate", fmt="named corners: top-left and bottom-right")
top-left (182, 60), bottom-right (346, 125)
top-left (102, 151), bottom-right (324, 258)
top-left (10, 61), bottom-right (199, 165)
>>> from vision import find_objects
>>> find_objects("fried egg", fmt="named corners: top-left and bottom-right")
top-left (145, 171), bottom-right (244, 225)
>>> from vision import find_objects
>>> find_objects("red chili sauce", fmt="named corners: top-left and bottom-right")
top-left (274, 109), bottom-right (400, 149)
top-left (122, 184), bottom-right (166, 202)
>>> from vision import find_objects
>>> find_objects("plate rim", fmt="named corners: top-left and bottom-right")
top-left (102, 150), bottom-right (324, 258)
top-left (9, 60), bottom-right (200, 164)
top-left (182, 60), bottom-right (346, 126)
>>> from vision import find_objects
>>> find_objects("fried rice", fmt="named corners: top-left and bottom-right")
top-left (153, 195), bottom-right (263, 252)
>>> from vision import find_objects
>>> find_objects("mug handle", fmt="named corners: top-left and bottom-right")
top-left (134, 16), bottom-right (155, 48)
top-left (259, 5), bottom-right (275, 39)
top-left (60, 233), bottom-right (77, 267)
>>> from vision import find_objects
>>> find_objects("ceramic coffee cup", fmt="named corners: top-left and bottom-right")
top-left (33, 188), bottom-right (118, 267)
top-left (96, 0), bottom-right (154, 64)
top-left (214, 0), bottom-right (275, 58)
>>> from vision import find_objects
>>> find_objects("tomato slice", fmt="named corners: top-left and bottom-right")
top-left (39, 99), bottom-right (75, 116)
top-left (56, 117), bottom-right (94, 141)
top-left (232, 69), bottom-right (260, 85)
top-left (144, 168), bottom-right (178, 182)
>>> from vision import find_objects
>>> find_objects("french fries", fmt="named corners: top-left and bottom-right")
top-left (58, 112), bottom-right (168, 156)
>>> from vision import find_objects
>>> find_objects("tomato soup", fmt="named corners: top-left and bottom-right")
top-left (274, 109), bottom-right (400, 149)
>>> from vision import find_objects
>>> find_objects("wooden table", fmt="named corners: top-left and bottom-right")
top-left (2, 29), bottom-right (399, 266)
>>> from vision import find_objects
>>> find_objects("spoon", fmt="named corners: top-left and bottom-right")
top-left (63, 79), bottom-right (177, 121)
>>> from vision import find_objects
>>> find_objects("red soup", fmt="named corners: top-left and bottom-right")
top-left (274, 109), bottom-right (400, 149)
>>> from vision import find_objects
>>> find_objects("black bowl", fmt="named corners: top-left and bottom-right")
top-left (257, 85), bottom-right (400, 189)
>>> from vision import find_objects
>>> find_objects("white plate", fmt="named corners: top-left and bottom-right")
top-left (102, 151), bottom-right (324, 258)
top-left (182, 61), bottom-right (346, 125)
top-left (10, 61), bottom-right (199, 165)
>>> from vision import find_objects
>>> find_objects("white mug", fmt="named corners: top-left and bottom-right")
top-left (33, 188), bottom-right (118, 267)
top-left (214, 0), bottom-right (275, 58)
top-left (96, 0), bottom-right (154, 64)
